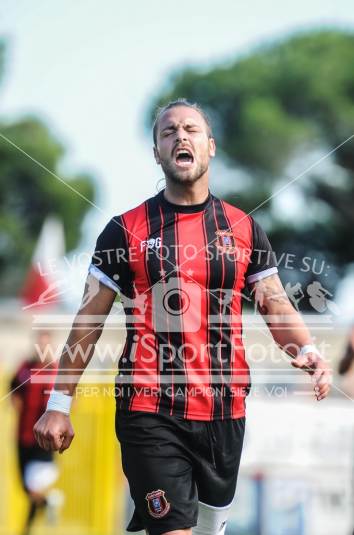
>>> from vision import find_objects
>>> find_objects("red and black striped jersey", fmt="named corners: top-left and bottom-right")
top-left (10, 359), bottom-right (56, 446)
top-left (90, 189), bottom-right (278, 420)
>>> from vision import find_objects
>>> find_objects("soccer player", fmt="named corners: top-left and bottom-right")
top-left (10, 331), bottom-right (59, 535)
top-left (34, 99), bottom-right (331, 535)
top-left (338, 324), bottom-right (354, 399)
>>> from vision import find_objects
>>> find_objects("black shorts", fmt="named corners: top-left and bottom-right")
top-left (115, 410), bottom-right (245, 535)
top-left (18, 444), bottom-right (53, 492)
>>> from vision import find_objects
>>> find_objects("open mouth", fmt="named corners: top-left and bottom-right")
top-left (174, 148), bottom-right (194, 167)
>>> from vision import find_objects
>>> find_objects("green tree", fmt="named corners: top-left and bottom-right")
top-left (0, 41), bottom-right (95, 295)
top-left (149, 30), bottom-right (354, 306)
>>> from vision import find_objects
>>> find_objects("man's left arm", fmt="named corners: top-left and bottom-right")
top-left (249, 273), bottom-right (332, 401)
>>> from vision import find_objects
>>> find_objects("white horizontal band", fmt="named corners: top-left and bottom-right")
top-left (246, 266), bottom-right (278, 284)
top-left (46, 390), bottom-right (73, 415)
top-left (198, 500), bottom-right (233, 511)
top-left (299, 344), bottom-right (320, 356)
top-left (88, 264), bottom-right (120, 293)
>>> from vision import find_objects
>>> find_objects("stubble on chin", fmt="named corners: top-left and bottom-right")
top-left (160, 160), bottom-right (208, 185)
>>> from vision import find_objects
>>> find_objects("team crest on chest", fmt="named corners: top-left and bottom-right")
top-left (215, 230), bottom-right (237, 254)
top-left (146, 489), bottom-right (171, 518)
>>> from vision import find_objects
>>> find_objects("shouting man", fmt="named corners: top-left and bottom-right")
top-left (34, 99), bottom-right (331, 535)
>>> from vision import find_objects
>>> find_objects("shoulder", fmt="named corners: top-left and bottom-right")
top-left (114, 195), bottom-right (156, 227)
top-left (213, 195), bottom-right (253, 238)
top-left (112, 194), bottom-right (159, 241)
top-left (98, 197), bottom-right (150, 243)
top-left (119, 197), bottom-right (149, 220)
top-left (12, 360), bottom-right (31, 384)
top-left (216, 197), bottom-right (250, 222)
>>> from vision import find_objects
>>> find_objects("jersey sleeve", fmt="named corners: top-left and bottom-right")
top-left (245, 216), bottom-right (278, 285)
top-left (9, 363), bottom-right (28, 398)
top-left (10, 371), bottom-right (22, 394)
top-left (89, 216), bottom-right (131, 294)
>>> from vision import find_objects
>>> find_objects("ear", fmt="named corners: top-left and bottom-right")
top-left (208, 138), bottom-right (216, 158)
top-left (153, 146), bottom-right (161, 165)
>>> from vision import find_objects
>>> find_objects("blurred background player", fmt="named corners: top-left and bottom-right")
top-left (9, 330), bottom-right (59, 535)
top-left (338, 324), bottom-right (354, 399)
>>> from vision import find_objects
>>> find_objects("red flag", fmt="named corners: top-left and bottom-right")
top-left (21, 217), bottom-right (65, 310)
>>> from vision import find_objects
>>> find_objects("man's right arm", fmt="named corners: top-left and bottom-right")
top-left (33, 274), bottom-right (117, 453)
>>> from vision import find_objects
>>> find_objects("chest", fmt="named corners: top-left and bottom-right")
top-left (127, 211), bottom-right (252, 292)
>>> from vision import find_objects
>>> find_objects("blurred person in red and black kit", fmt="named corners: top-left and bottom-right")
top-left (338, 324), bottom-right (354, 535)
top-left (338, 325), bottom-right (354, 400)
top-left (9, 331), bottom-right (58, 535)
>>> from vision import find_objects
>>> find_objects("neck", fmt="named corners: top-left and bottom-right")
top-left (164, 178), bottom-right (210, 206)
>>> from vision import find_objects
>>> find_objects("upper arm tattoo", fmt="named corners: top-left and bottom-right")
top-left (250, 274), bottom-right (290, 316)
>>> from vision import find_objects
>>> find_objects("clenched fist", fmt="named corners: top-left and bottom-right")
top-left (33, 411), bottom-right (75, 454)
top-left (291, 352), bottom-right (332, 401)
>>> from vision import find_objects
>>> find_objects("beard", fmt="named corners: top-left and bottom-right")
top-left (159, 157), bottom-right (209, 185)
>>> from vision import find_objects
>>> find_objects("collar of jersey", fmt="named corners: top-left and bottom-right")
top-left (157, 188), bottom-right (213, 213)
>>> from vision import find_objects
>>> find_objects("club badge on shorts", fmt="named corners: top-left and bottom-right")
top-left (146, 489), bottom-right (171, 518)
top-left (215, 230), bottom-right (237, 254)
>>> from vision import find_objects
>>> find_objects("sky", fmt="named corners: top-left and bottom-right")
top-left (1, 0), bottom-right (354, 313)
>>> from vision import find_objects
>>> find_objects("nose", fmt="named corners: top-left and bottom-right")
top-left (175, 127), bottom-right (188, 143)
